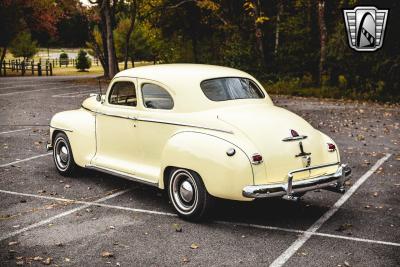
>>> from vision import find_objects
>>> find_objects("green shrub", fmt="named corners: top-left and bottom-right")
top-left (75, 49), bottom-right (91, 71)
top-left (59, 51), bottom-right (69, 66)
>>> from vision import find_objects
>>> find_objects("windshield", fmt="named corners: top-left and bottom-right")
top-left (200, 77), bottom-right (264, 101)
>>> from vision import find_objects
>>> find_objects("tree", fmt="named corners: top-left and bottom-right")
top-left (317, 0), bottom-right (327, 86)
top-left (114, 18), bottom-right (158, 66)
top-left (88, 0), bottom-right (119, 78)
top-left (0, 0), bottom-right (62, 73)
top-left (59, 51), bottom-right (69, 66)
top-left (9, 32), bottom-right (38, 60)
top-left (274, 0), bottom-right (283, 55)
top-left (244, 0), bottom-right (269, 67)
top-left (76, 49), bottom-right (92, 71)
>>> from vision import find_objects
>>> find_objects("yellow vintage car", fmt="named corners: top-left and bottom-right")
top-left (47, 64), bottom-right (351, 221)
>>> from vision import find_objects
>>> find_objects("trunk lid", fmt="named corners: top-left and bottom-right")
top-left (217, 104), bottom-right (338, 184)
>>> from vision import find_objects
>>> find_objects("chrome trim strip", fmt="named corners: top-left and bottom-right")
top-left (85, 165), bottom-right (158, 187)
top-left (80, 105), bottom-right (233, 134)
top-left (282, 135), bottom-right (308, 142)
top-left (50, 126), bottom-right (73, 132)
top-left (136, 117), bottom-right (234, 134)
top-left (243, 163), bottom-right (352, 198)
top-left (288, 162), bottom-right (340, 176)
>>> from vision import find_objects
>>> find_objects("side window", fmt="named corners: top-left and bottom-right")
top-left (108, 81), bottom-right (137, 107)
top-left (141, 83), bottom-right (174, 110)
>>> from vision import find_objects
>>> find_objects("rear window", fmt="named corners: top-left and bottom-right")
top-left (200, 78), bottom-right (264, 101)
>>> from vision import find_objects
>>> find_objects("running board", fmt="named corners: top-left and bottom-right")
top-left (85, 165), bottom-right (158, 187)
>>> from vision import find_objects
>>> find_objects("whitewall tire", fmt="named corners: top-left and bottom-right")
top-left (168, 168), bottom-right (214, 221)
top-left (52, 132), bottom-right (77, 176)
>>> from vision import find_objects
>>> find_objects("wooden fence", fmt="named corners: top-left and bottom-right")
top-left (0, 57), bottom-right (99, 77)
top-left (0, 60), bottom-right (53, 76)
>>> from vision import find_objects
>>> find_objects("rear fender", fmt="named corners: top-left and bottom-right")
top-left (160, 131), bottom-right (254, 201)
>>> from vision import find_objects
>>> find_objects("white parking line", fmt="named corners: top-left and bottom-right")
top-left (269, 153), bottom-right (392, 267)
top-left (0, 181), bottom-right (399, 247)
top-left (0, 128), bottom-right (30, 135)
top-left (216, 221), bottom-right (400, 247)
top-left (0, 152), bottom-right (52, 168)
top-left (0, 85), bottom-right (89, 96)
top-left (0, 188), bottom-right (131, 242)
top-left (0, 82), bottom-right (64, 90)
top-left (52, 89), bottom-right (94, 98)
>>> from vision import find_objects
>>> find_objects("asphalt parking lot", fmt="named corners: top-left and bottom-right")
top-left (0, 75), bottom-right (399, 266)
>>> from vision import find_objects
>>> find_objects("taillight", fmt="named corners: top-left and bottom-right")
top-left (327, 143), bottom-right (336, 152)
top-left (251, 153), bottom-right (263, 164)
top-left (290, 129), bottom-right (299, 137)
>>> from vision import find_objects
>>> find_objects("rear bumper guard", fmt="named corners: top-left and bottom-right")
top-left (242, 162), bottom-right (352, 198)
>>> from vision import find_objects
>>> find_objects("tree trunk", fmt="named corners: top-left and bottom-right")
top-left (103, 0), bottom-right (118, 78)
top-left (252, 0), bottom-right (265, 66)
top-left (100, 10), bottom-right (109, 77)
top-left (317, 0), bottom-right (327, 86)
top-left (274, 1), bottom-right (283, 55)
top-left (0, 47), bottom-right (6, 76)
top-left (123, 19), bottom-right (135, 70)
top-left (131, 56), bottom-right (135, 68)
top-left (124, 1), bottom-right (137, 70)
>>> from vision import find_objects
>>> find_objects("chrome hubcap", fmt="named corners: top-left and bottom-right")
top-left (54, 138), bottom-right (69, 170)
top-left (180, 180), bottom-right (194, 202)
top-left (59, 146), bottom-right (69, 162)
top-left (170, 170), bottom-right (198, 214)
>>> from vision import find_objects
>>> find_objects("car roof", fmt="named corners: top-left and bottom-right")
top-left (113, 64), bottom-right (271, 112)
top-left (114, 64), bottom-right (253, 83)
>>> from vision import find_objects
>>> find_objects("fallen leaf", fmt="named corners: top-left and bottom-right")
top-left (173, 223), bottom-right (182, 232)
top-left (373, 192), bottom-right (378, 197)
top-left (109, 225), bottom-right (115, 229)
top-left (8, 241), bottom-right (18, 246)
top-left (65, 258), bottom-right (71, 262)
top-left (42, 257), bottom-right (52, 265)
top-left (101, 251), bottom-right (114, 258)
top-left (16, 261), bottom-right (24, 265)
top-left (33, 256), bottom-right (43, 261)
top-left (344, 260), bottom-right (351, 267)
top-left (190, 243), bottom-right (199, 249)
top-left (64, 184), bottom-right (71, 189)
top-left (182, 257), bottom-right (190, 263)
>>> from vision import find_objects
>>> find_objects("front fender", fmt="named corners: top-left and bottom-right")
top-left (50, 108), bottom-right (96, 167)
top-left (160, 131), bottom-right (254, 201)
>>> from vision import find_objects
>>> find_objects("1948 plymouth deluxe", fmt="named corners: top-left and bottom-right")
top-left (47, 64), bottom-right (351, 221)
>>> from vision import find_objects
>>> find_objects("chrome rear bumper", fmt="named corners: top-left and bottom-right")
top-left (243, 162), bottom-right (352, 198)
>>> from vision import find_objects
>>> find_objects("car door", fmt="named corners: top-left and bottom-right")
top-left (134, 79), bottom-right (176, 183)
top-left (91, 78), bottom-right (144, 177)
